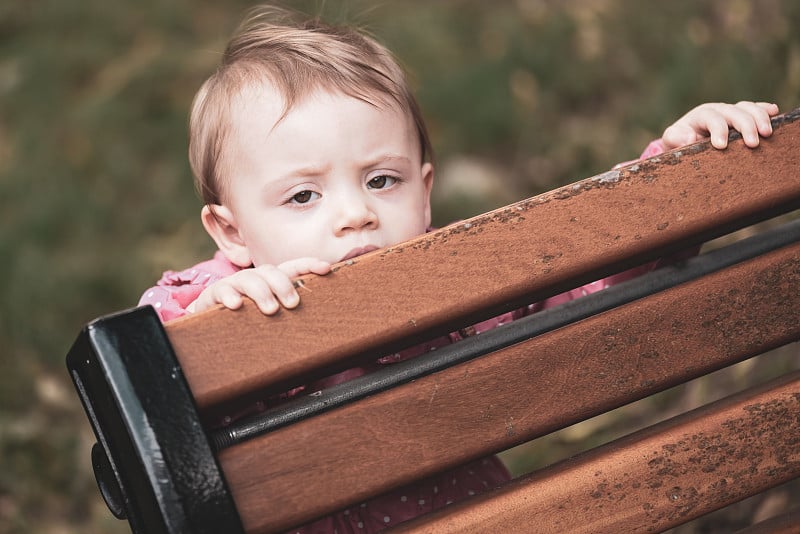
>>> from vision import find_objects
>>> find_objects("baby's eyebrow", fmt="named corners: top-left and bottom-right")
top-left (275, 155), bottom-right (412, 182)
top-left (281, 164), bottom-right (331, 179)
top-left (361, 154), bottom-right (411, 168)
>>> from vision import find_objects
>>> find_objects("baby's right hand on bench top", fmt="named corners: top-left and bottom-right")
top-left (187, 257), bottom-right (331, 315)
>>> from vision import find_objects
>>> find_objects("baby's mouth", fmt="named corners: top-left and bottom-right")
top-left (339, 245), bottom-right (379, 262)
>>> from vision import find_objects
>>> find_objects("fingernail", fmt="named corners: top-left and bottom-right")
top-left (262, 301), bottom-right (279, 314)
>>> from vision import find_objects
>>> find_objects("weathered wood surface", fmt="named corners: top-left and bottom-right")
top-left (392, 373), bottom-right (800, 534)
top-left (166, 111), bottom-right (800, 412)
top-left (219, 240), bottom-right (800, 533)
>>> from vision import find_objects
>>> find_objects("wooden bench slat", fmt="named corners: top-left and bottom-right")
top-left (166, 115), bottom-right (800, 410)
top-left (219, 240), bottom-right (800, 533)
top-left (392, 372), bottom-right (800, 534)
top-left (66, 112), bottom-right (800, 533)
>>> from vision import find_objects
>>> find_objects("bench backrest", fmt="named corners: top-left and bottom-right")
top-left (68, 108), bottom-right (800, 533)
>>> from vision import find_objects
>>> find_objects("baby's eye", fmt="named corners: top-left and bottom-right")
top-left (290, 190), bottom-right (319, 204)
top-left (367, 175), bottom-right (398, 189)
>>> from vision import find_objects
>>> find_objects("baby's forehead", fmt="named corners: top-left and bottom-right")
top-left (229, 82), bottom-right (285, 124)
top-left (231, 80), bottom-right (408, 129)
top-left (211, 77), bottom-right (425, 206)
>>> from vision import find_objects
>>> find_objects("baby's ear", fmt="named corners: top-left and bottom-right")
top-left (201, 205), bottom-right (253, 268)
top-left (421, 162), bottom-right (434, 229)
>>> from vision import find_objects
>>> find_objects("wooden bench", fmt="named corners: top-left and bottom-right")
top-left (67, 108), bottom-right (800, 533)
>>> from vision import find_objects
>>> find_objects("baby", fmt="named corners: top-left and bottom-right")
top-left (139, 5), bottom-right (779, 532)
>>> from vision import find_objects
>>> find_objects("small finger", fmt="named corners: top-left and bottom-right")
top-left (215, 285), bottom-right (244, 310)
top-left (732, 102), bottom-right (772, 144)
top-left (691, 107), bottom-right (731, 149)
top-left (255, 265), bottom-right (301, 309)
top-left (662, 124), bottom-right (700, 150)
top-left (737, 101), bottom-right (777, 138)
top-left (720, 104), bottom-right (763, 147)
top-left (228, 273), bottom-right (279, 314)
top-left (278, 257), bottom-right (332, 278)
top-left (190, 291), bottom-right (224, 314)
top-left (755, 101), bottom-right (780, 116)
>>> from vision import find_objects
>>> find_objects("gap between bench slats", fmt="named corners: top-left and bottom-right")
top-left (735, 508), bottom-right (800, 534)
top-left (218, 239), bottom-right (800, 533)
top-left (167, 114), bottom-right (800, 411)
top-left (392, 372), bottom-right (800, 534)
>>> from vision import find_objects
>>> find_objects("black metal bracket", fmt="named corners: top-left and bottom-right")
top-left (66, 306), bottom-right (244, 534)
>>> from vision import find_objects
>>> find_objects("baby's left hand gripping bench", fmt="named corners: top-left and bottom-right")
top-left (67, 110), bottom-right (800, 533)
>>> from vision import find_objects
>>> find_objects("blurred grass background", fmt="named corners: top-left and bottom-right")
top-left (1, 1), bottom-right (799, 532)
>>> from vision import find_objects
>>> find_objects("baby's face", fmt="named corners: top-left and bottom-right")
top-left (221, 88), bottom-right (433, 267)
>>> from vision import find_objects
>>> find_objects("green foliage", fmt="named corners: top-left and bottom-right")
top-left (1, 1), bottom-right (798, 531)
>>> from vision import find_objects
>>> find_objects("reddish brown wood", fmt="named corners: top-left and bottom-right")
top-left (166, 113), bottom-right (800, 411)
top-left (218, 242), bottom-right (800, 533)
top-left (392, 373), bottom-right (800, 534)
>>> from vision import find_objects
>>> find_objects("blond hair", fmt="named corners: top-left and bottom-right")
top-left (188, 5), bottom-right (433, 205)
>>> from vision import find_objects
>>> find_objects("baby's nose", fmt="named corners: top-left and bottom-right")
top-left (334, 195), bottom-right (377, 234)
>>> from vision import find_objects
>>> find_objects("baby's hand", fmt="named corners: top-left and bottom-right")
top-left (662, 101), bottom-right (779, 150)
top-left (187, 257), bottom-right (331, 315)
